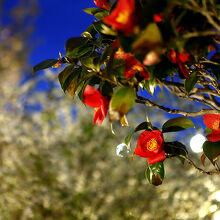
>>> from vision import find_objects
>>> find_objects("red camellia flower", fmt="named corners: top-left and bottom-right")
top-left (115, 48), bottom-right (149, 79)
top-left (94, 0), bottom-right (110, 10)
top-left (135, 130), bottom-right (166, 165)
top-left (83, 85), bottom-right (109, 125)
top-left (203, 114), bottom-right (220, 142)
top-left (169, 49), bottom-right (190, 78)
top-left (103, 0), bottom-right (137, 35)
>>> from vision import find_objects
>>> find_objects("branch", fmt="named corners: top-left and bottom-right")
top-left (158, 79), bottom-right (220, 110)
top-left (179, 154), bottom-right (220, 175)
top-left (167, 154), bottom-right (220, 175)
top-left (182, 30), bottom-right (220, 38)
top-left (136, 96), bottom-right (220, 116)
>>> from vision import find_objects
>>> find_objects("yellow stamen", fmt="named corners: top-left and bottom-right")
top-left (146, 138), bottom-right (158, 151)
top-left (213, 120), bottom-right (220, 130)
top-left (131, 64), bottom-right (143, 72)
top-left (116, 10), bottom-right (130, 24)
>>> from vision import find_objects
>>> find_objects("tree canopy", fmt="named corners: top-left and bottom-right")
top-left (34, 0), bottom-right (220, 185)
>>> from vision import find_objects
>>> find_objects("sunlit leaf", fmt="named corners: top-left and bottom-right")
top-left (162, 117), bottom-right (195, 133)
top-left (109, 87), bottom-right (136, 122)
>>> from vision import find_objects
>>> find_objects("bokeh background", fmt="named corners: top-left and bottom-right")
top-left (0, 0), bottom-right (219, 219)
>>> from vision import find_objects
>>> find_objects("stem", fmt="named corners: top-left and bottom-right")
top-left (167, 153), bottom-right (220, 175)
top-left (136, 96), bottom-right (220, 116)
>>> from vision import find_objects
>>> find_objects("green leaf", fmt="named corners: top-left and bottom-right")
top-left (109, 87), bottom-right (136, 122)
top-left (204, 126), bottom-right (212, 134)
top-left (33, 59), bottom-right (59, 75)
top-left (132, 23), bottom-right (163, 52)
top-left (65, 37), bottom-right (88, 56)
top-left (58, 66), bottom-right (82, 92)
top-left (83, 8), bottom-right (104, 16)
top-left (162, 117), bottom-right (195, 133)
top-left (81, 25), bottom-right (97, 39)
top-left (124, 122), bottom-right (154, 146)
top-left (68, 45), bottom-right (94, 59)
top-left (184, 71), bottom-right (199, 94)
top-left (164, 141), bottom-right (188, 164)
top-left (80, 52), bottom-right (101, 71)
top-left (202, 141), bottom-right (220, 165)
top-left (145, 161), bottom-right (164, 186)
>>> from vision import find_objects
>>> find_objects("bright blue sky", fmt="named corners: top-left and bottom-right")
top-left (30, 0), bottom-right (94, 66)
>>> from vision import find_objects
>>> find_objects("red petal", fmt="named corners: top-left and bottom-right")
top-left (134, 145), bottom-right (150, 158)
top-left (177, 50), bottom-right (189, 63)
top-left (83, 85), bottom-right (102, 108)
top-left (93, 108), bottom-right (105, 125)
top-left (147, 151), bottom-right (166, 165)
top-left (203, 114), bottom-right (220, 130)
top-left (137, 131), bottom-right (151, 147)
top-left (153, 14), bottom-right (163, 23)
top-left (100, 96), bottom-right (109, 117)
top-left (102, 0), bottom-right (135, 35)
top-left (94, 0), bottom-right (110, 10)
top-left (169, 50), bottom-right (177, 63)
top-left (206, 130), bottom-right (220, 142)
top-left (178, 61), bottom-right (189, 78)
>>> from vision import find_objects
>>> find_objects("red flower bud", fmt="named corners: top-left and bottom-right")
top-left (153, 14), bottom-right (163, 23)
top-left (169, 49), bottom-right (189, 78)
top-left (135, 130), bottom-right (166, 165)
top-left (103, 0), bottom-right (137, 35)
top-left (94, 0), bottom-right (110, 10)
top-left (203, 114), bottom-right (220, 142)
top-left (83, 85), bottom-right (109, 125)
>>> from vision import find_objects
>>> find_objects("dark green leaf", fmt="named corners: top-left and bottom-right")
top-left (83, 8), bottom-right (104, 16)
top-left (100, 81), bottom-right (113, 96)
top-left (68, 45), bottom-right (94, 59)
top-left (81, 25), bottom-right (97, 39)
top-left (145, 161), bottom-right (164, 186)
top-left (80, 52), bottom-right (101, 71)
top-left (185, 71), bottom-right (199, 94)
top-left (202, 141), bottom-right (220, 165)
top-left (65, 37), bottom-right (88, 56)
top-left (58, 66), bottom-right (82, 92)
top-left (162, 117), bottom-right (195, 133)
top-left (164, 141), bottom-right (188, 164)
top-left (33, 59), bottom-right (59, 75)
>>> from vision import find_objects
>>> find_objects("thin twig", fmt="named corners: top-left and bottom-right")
top-left (167, 153), bottom-right (220, 175)
top-left (136, 95), bottom-right (220, 116)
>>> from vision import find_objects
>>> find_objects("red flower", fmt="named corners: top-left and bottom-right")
top-left (103, 0), bottom-right (137, 35)
top-left (203, 114), bottom-right (220, 142)
top-left (135, 130), bottom-right (166, 165)
top-left (169, 49), bottom-right (190, 78)
top-left (115, 49), bottom-right (149, 80)
top-left (154, 14), bottom-right (163, 23)
top-left (94, 0), bottom-right (110, 10)
top-left (83, 85), bottom-right (109, 125)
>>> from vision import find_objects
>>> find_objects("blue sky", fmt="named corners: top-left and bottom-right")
top-left (30, 0), bottom-right (94, 66)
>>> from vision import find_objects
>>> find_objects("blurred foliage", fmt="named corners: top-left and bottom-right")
top-left (0, 71), bottom-right (219, 219)
top-left (0, 0), bottom-right (38, 82)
